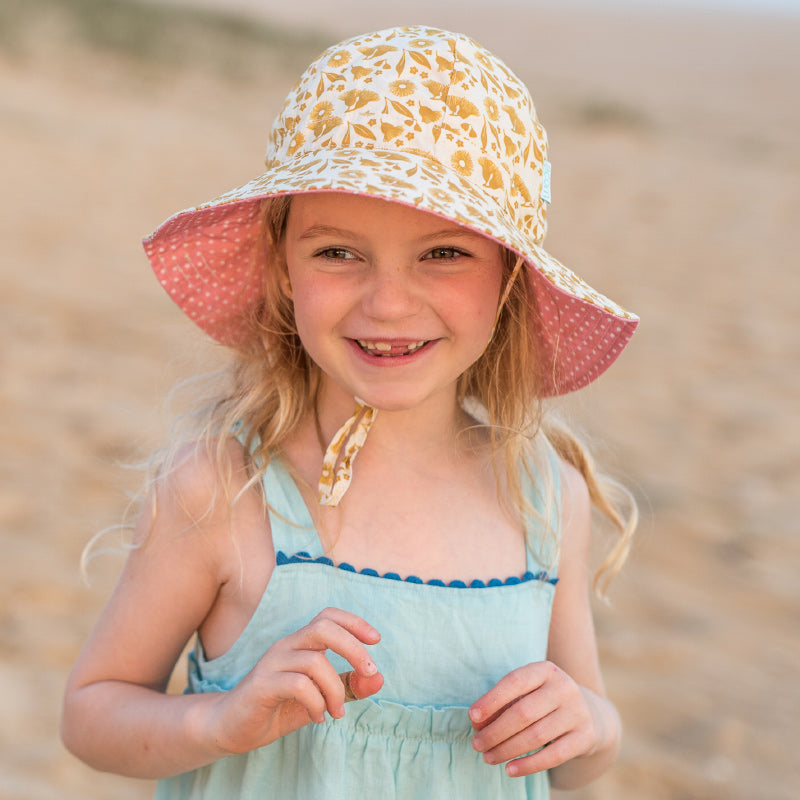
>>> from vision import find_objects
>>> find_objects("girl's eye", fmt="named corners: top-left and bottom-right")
top-left (424, 247), bottom-right (465, 260)
top-left (317, 247), bottom-right (357, 260)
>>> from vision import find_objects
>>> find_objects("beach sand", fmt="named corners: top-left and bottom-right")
top-left (1, 1), bottom-right (799, 797)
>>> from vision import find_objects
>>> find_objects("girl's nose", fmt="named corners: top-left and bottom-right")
top-left (361, 268), bottom-right (421, 320)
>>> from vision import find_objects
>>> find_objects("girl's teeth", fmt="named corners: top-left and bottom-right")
top-left (357, 340), bottom-right (426, 355)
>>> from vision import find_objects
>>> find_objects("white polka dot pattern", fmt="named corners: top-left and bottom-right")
top-left (143, 26), bottom-right (639, 396)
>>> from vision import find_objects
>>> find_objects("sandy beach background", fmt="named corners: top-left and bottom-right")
top-left (2, 0), bottom-right (799, 798)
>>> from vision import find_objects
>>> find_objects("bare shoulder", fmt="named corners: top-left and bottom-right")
top-left (128, 437), bottom-right (270, 598)
top-left (557, 457), bottom-right (591, 543)
top-left (142, 438), bottom-right (275, 659)
top-left (145, 438), bottom-right (257, 535)
top-left (67, 439), bottom-right (269, 693)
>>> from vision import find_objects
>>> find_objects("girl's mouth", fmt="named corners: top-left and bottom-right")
top-left (356, 339), bottom-right (429, 357)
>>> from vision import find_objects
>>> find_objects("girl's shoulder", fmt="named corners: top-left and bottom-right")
top-left (153, 437), bottom-right (253, 510)
top-left (138, 437), bottom-right (275, 659)
top-left (532, 426), bottom-right (591, 512)
top-left (140, 437), bottom-right (268, 579)
top-left (557, 457), bottom-right (591, 529)
top-left (536, 434), bottom-right (591, 535)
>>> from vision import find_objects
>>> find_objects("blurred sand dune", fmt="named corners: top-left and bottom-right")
top-left (1, 1), bottom-right (798, 798)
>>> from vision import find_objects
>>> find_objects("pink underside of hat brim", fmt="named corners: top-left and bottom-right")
top-left (143, 188), bottom-right (638, 397)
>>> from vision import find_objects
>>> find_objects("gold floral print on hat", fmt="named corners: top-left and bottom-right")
top-left (262, 27), bottom-right (550, 244)
top-left (144, 26), bottom-right (639, 397)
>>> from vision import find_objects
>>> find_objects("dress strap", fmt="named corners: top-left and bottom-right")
top-left (262, 457), bottom-right (323, 557)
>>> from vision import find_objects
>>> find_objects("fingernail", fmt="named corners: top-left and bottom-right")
top-left (469, 707), bottom-right (483, 723)
top-left (506, 762), bottom-right (519, 777)
top-left (363, 659), bottom-right (377, 675)
top-left (472, 736), bottom-right (484, 753)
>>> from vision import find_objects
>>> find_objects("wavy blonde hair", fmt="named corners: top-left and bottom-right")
top-left (123, 195), bottom-right (636, 595)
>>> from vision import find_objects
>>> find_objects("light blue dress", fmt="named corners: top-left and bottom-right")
top-left (154, 453), bottom-right (560, 799)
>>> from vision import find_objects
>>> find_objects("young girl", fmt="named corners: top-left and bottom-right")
top-left (62, 26), bottom-right (639, 799)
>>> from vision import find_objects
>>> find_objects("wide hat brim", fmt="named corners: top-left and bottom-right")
top-left (144, 147), bottom-right (638, 396)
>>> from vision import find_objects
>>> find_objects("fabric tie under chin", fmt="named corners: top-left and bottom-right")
top-left (318, 400), bottom-right (378, 506)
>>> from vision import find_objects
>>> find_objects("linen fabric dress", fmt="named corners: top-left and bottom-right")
top-left (154, 452), bottom-right (560, 799)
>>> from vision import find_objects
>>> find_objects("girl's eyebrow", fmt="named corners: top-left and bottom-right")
top-left (297, 224), bottom-right (357, 241)
top-left (417, 227), bottom-right (484, 243)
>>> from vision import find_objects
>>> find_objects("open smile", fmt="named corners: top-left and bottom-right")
top-left (355, 339), bottom-right (431, 358)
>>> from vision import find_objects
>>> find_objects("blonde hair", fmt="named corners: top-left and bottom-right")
top-left (128, 194), bottom-right (636, 595)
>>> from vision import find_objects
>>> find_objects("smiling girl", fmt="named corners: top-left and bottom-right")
top-left (62, 26), bottom-right (639, 799)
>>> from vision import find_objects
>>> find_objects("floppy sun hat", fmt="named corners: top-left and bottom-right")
top-left (144, 25), bottom-right (638, 397)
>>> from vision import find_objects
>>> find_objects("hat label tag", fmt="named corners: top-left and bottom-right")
top-left (541, 160), bottom-right (552, 204)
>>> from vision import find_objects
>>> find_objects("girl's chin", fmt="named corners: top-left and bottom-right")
top-left (323, 381), bottom-right (459, 416)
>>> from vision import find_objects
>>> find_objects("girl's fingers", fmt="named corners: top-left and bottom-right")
top-left (469, 662), bottom-right (552, 730)
top-left (309, 607), bottom-right (381, 646)
top-left (504, 733), bottom-right (579, 777)
top-left (470, 665), bottom-right (597, 773)
top-left (471, 687), bottom-right (559, 756)
top-left (265, 670), bottom-right (331, 725)
top-left (477, 706), bottom-right (562, 765)
top-left (266, 608), bottom-right (382, 719)
top-left (468, 697), bottom-right (516, 732)
top-left (293, 608), bottom-right (381, 678)
top-left (273, 649), bottom-right (352, 719)
top-left (213, 610), bottom-right (382, 750)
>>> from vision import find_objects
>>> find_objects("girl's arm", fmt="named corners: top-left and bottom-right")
top-left (61, 442), bottom-right (382, 779)
top-left (469, 461), bottom-right (621, 788)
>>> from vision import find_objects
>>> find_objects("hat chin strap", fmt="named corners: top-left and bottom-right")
top-left (318, 398), bottom-right (378, 507)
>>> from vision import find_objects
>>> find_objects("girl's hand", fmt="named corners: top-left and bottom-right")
top-left (469, 661), bottom-right (612, 778)
top-left (205, 607), bottom-right (383, 756)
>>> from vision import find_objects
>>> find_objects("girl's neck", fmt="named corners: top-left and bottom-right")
top-left (314, 382), bottom-right (478, 468)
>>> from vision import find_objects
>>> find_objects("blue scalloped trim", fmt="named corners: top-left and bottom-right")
top-left (275, 551), bottom-right (558, 587)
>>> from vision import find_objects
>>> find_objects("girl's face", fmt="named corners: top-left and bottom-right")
top-left (283, 193), bottom-right (505, 415)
